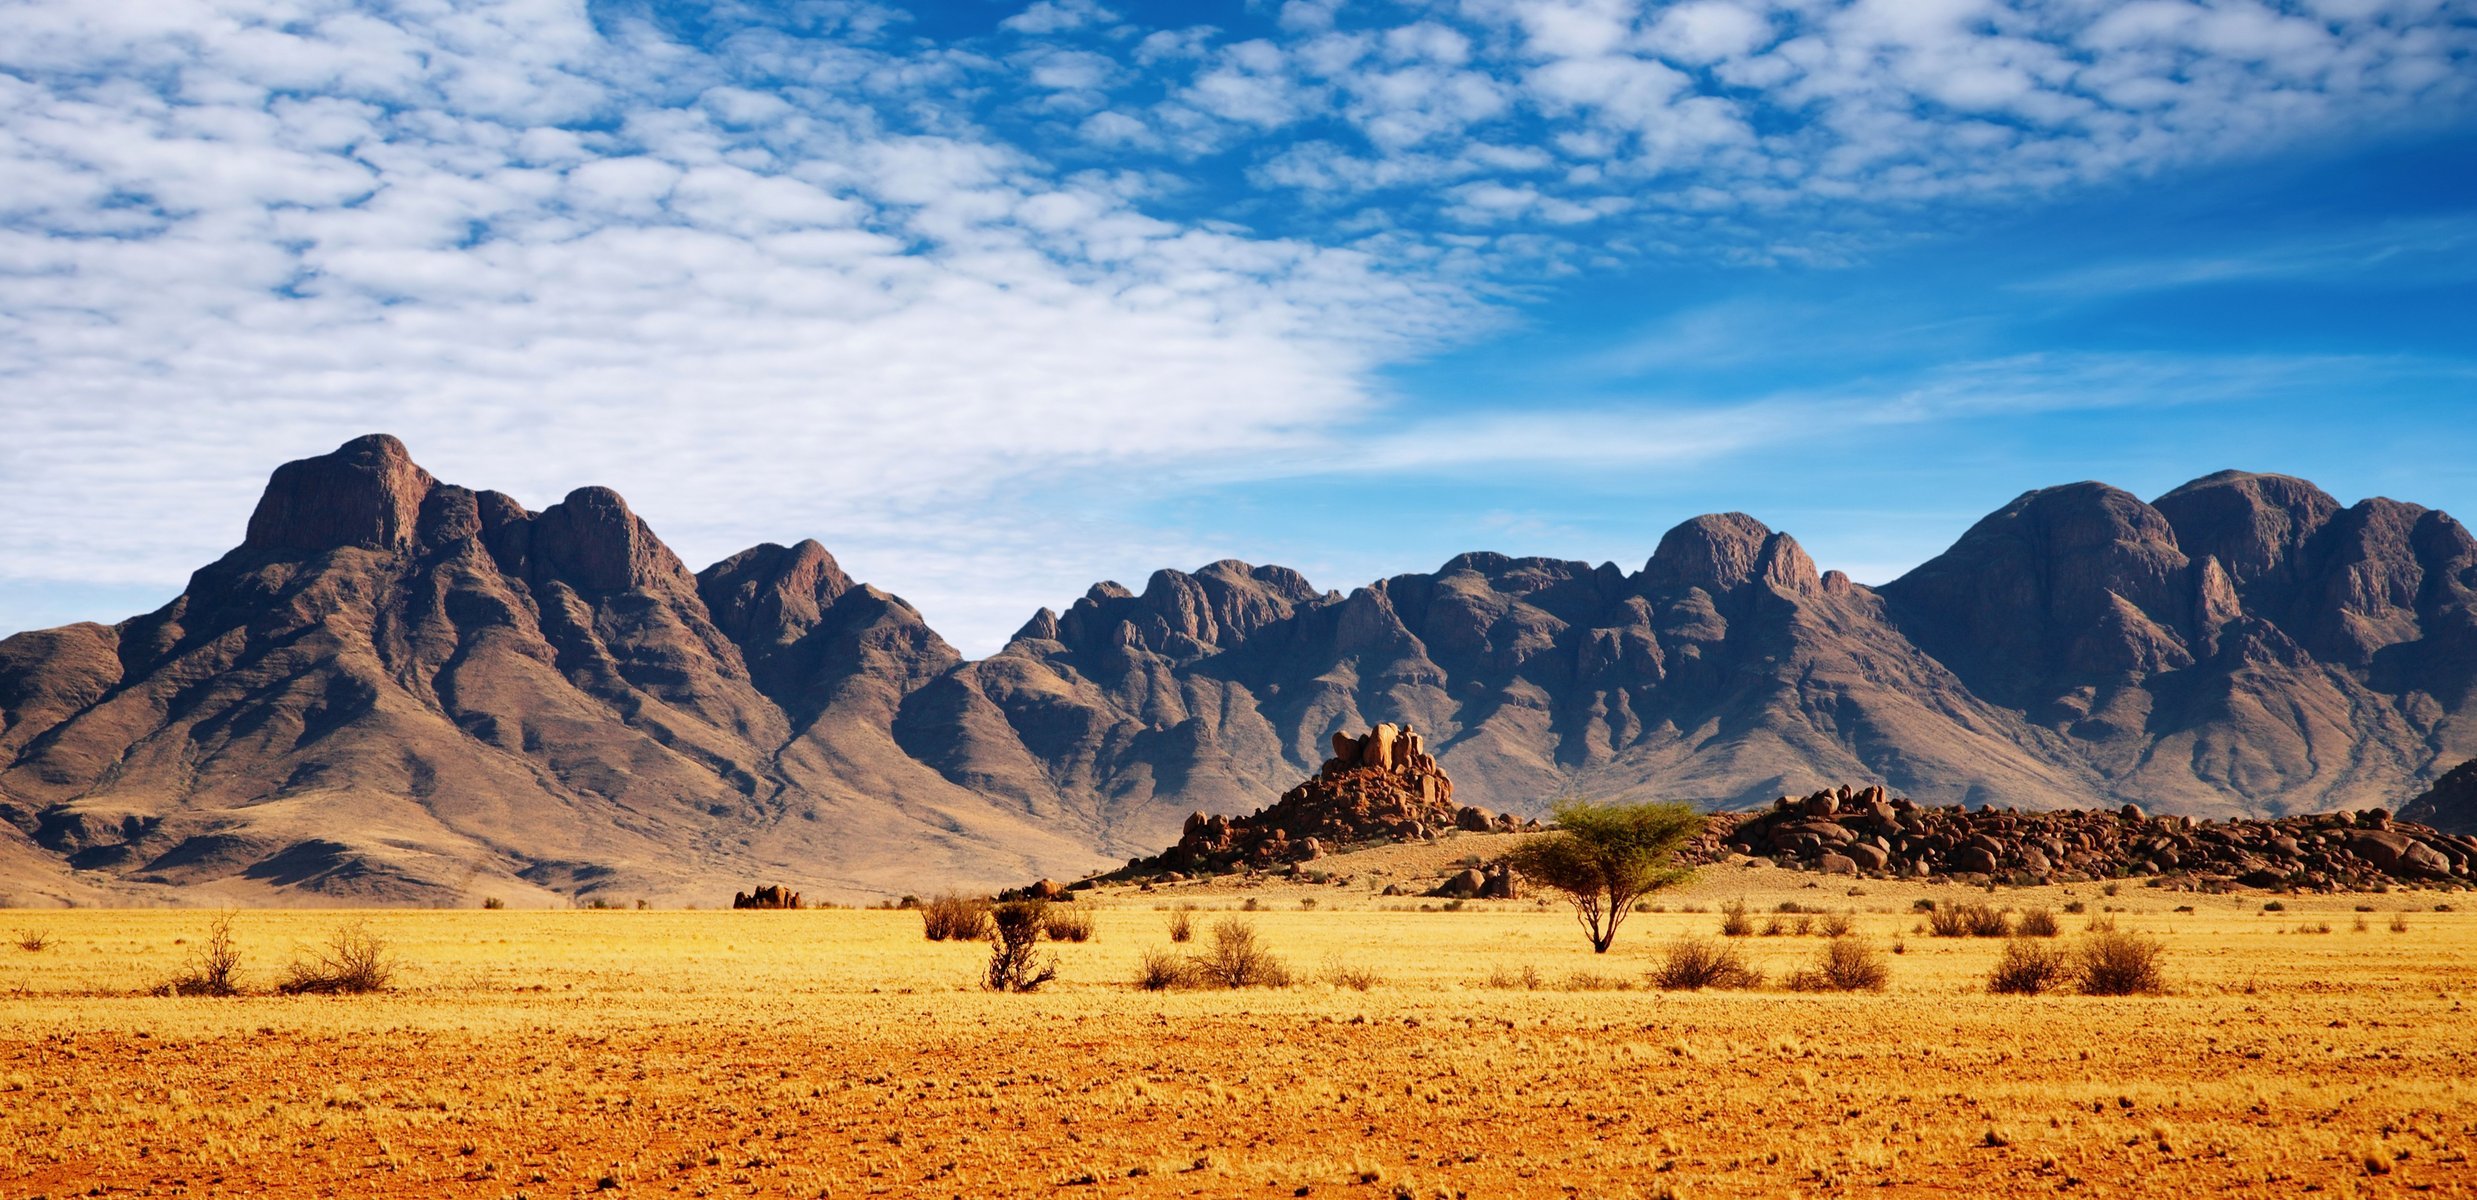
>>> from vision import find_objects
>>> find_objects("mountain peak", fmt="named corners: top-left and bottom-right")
top-left (242, 433), bottom-right (436, 555)
top-left (1642, 513), bottom-right (1816, 596)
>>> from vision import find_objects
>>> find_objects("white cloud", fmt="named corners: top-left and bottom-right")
top-left (0, 0), bottom-right (1485, 653)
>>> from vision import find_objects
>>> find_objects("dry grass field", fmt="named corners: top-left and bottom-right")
top-left (4, 851), bottom-right (2475, 1198)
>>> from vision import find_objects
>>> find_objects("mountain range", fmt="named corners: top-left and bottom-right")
top-left (3, 434), bottom-right (2472, 906)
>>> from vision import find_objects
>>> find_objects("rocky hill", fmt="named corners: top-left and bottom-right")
top-left (2, 438), bottom-right (2473, 905)
top-left (2402, 759), bottom-right (2477, 834)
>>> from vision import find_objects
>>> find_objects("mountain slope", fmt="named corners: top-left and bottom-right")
top-left (2, 438), bottom-right (2471, 905)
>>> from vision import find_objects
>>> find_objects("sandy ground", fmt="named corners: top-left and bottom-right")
top-left (3, 842), bottom-right (2473, 1198)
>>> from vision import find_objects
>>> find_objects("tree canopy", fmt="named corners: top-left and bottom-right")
top-left (1502, 799), bottom-right (1703, 954)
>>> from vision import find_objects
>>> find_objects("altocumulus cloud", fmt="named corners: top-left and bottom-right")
top-left (0, 0), bottom-right (2469, 650)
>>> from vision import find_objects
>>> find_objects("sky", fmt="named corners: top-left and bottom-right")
top-left (0, 0), bottom-right (2472, 656)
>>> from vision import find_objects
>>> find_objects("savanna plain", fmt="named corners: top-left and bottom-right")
top-left (4, 855), bottom-right (2474, 1200)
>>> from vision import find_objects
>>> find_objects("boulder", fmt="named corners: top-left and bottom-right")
top-left (1817, 852), bottom-right (1858, 875)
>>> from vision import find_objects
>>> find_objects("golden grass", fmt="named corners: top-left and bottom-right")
top-left (2, 865), bottom-right (2473, 1197)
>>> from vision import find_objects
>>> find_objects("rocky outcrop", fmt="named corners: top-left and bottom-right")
top-left (1125, 723), bottom-right (1524, 875)
top-left (1713, 785), bottom-right (2474, 892)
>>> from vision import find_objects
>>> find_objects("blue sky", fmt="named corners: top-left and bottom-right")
top-left (0, 0), bottom-right (2472, 653)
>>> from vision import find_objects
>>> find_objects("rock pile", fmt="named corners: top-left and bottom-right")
top-left (1703, 784), bottom-right (2477, 891)
top-left (732, 884), bottom-right (802, 909)
top-left (1130, 723), bottom-right (1529, 876)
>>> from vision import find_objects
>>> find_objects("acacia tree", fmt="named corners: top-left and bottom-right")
top-left (1503, 799), bottom-right (1703, 953)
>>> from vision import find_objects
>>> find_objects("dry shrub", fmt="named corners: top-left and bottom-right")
top-left (2389, 913), bottom-right (2411, 933)
top-left (2015, 908), bottom-right (2061, 937)
top-left (1819, 911), bottom-right (1855, 938)
top-left (1718, 900), bottom-right (1753, 938)
top-left (1987, 937), bottom-right (2070, 995)
top-left (1484, 963), bottom-right (1545, 990)
top-left (1190, 918), bottom-right (1291, 989)
top-left (1785, 938), bottom-right (1889, 992)
top-left (14, 928), bottom-right (52, 952)
top-left (1562, 970), bottom-right (1633, 991)
top-left (1649, 937), bottom-right (1763, 991)
top-left (1166, 907), bottom-right (1195, 943)
top-left (1927, 905), bottom-right (1968, 937)
top-left (921, 894), bottom-right (991, 942)
top-left (1042, 905), bottom-right (1096, 943)
top-left (1322, 960), bottom-right (1381, 991)
top-left (163, 912), bottom-right (244, 997)
top-left (1134, 948), bottom-right (1190, 991)
top-left (1964, 905), bottom-right (2014, 938)
top-left (983, 901), bottom-right (1057, 993)
top-left (2074, 929), bottom-right (2166, 996)
top-left (1759, 916), bottom-right (1786, 937)
top-left (278, 921), bottom-right (395, 995)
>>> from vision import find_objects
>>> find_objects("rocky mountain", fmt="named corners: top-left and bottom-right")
top-left (0, 436), bottom-right (1103, 907)
top-left (2, 440), bottom-right (2472, 906)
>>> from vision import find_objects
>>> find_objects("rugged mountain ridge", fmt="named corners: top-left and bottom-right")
top-left (3, 440), bottom-right (2472, 905)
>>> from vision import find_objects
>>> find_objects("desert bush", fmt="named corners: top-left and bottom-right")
top-left (1785, 938), bottom-right (1889, 992)
top-left (1323, 960), bottom-right (1381, 991)
top-left (1649, 937), bottom-right (1763, 991)
top-left (1719, 900), bottom-right (1753, 937)
top-left (1134, 948), bottom-right (1190, 991)
top-left (1774, 901), bottom-right (1815, 914)
top-left (1562, 970), bottom-right (1633, 991)
top-left (1190, 918), bottom-right (1290, 989)
top-left (1483, 963), bottom-right (1544, 990)
top-left (1963, 905), bottom-right (2013, 938)
top-left (1790, 914), bottom-right (1815, 936)
top-left (2261, 900), bottom-right (2286, 912)
top-left (164, 912), bottom-right (244, 996)
top-left (1819, 911), bottom-right (1855, 938)
top-left (983, 901), bottom-right (1057, 993)
top-left (1043, 905), bottom-right (1096, 943)
top-left (278, 921), bottom-right (395, 995)
top-left (2389, 913), bottom-right (2411, 933)
top-left (2073, 929), bottom-right (2166, 996)
top-left (2062, 899), bottom-right (2086, 914)
top-left (921, 894), bottom-right (991, 942)
top-left (1912, 898), bottom-right (1938, 913)
top-left (2014, 908), bottom-right (2061, 937)
top-left (14, 928), bottom-right (52, 952)
top-left (481, 897), bottom-right (505, 910)
top-left (1165, 907), bottom-right (1195, 943)
top-left (1759, 916), bottom-right (1786, 937)
top-left (1926, 905), bottom-right (1967, 937)
top-left (1987, 938), bottom-right (2070, 995)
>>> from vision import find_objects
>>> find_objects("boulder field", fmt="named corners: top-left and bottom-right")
top-left (1701, 784), bottom-right (2475, 892)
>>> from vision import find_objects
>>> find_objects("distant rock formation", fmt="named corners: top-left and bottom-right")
top-left (1127, 722), bottom-right (1526, 876)
top-left (732, 885), bottom-right (802, 909)
top-left (1710, 785), bottom-right (2475, 891)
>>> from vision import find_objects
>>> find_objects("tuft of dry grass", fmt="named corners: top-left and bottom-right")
top-left (1042, 905), bottom-right (1097, 943)
top-left (1718, 900), bottom-right (1753, 937)
top-left (13, 928), bottom-right (51, 952)
top-left (1988, 937), bottom-right (2070, 995)
top-left (1165, 906), bottom-right (1195, 943)
top-left (1188, 918), bottom-right (1290, 989)
top-left (1649, 937), bottom-right (1762, 991)
top-left (1785, 937), bottom-right (1889, 992)
top-left (2015, 908), bottom-right (2061, 937)
top-left (2074, 929), bottom-right (2166, 996)
top-left (1134, 947), bottom-right (1188, 991)
top-left (921, 894), bottom-right (991, 942)
top-left (276, 921), bottom-right (396, 995)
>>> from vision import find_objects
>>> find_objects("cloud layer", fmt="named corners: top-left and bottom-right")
top-left (1, 0), bottom-right (2471, 650)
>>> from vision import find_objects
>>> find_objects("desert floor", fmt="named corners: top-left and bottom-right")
top-left (4, 850), bottom-right (2474, 1198)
